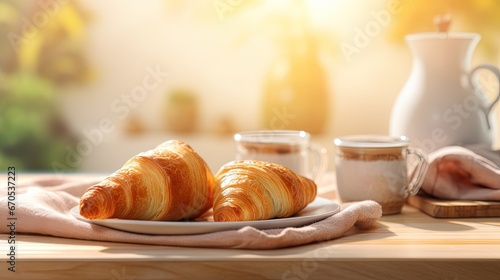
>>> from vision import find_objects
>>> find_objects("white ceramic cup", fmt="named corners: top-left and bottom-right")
top-left (234, 130), bottom-right (328, 183)
top-left (334, 135), bottom-right (429, 215)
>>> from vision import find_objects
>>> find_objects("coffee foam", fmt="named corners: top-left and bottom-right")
top-left (336, 146), bottom-right (404, 161)
top-left (238, 142), bottom-right (302, 154)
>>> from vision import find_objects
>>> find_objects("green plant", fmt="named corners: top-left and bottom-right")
top-left (0, 72), bottom-right (75, 170)
top-left (0, 0), bottom-right (91, 171)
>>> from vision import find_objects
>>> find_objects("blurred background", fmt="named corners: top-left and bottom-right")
top-left (1, 0), bottom-right (500, 173)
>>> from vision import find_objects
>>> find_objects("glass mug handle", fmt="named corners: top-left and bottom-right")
top-left (309, 143), bottom-right (329, 183)
top-left (406, 147), bottom-right (429, 195)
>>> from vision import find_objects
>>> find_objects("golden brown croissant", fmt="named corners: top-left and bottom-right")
top-left (213, 160), bottom-right (317, 222)
top-left (79, 140), bottom-right (214, 221)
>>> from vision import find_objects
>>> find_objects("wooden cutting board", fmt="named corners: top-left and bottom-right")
top-left (407, 193), bottom-right (500, 218)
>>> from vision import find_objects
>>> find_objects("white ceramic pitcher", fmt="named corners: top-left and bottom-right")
top-left (389, 32), bottom-right (500, 152)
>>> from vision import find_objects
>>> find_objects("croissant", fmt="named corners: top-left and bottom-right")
top-left (213, 160), bottom-right (317, 222)
top-left (79, 140), bottom-right (214, 221)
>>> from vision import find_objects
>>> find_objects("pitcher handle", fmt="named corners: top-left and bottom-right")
top-left (470, 63), bottom-right (500, 129)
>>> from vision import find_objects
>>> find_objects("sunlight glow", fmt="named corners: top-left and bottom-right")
top-left (306, 0), bottom-right (363, 32)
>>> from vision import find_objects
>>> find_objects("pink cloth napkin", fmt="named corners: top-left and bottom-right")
top-left (0, 176), bottom-right (382, 249)
top-left (421, 145), bottom-right (500, 200)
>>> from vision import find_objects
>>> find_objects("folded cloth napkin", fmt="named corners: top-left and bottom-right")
top-left (0, 176), bottom-right (382, 249)
top-left (421, 145), bottom-right (500, 200)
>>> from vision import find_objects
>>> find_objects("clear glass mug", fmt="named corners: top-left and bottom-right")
top-left (334, 135), bottom-right (429, 215)
top-left (234, 130), bottom-right (329, 183)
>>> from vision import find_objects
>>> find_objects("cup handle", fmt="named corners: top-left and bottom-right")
top-left (406, 147), bottom-right (429, 195)
top-left (469, 63), bottom-right (500, 130)
top-left (309, 143), bottom-right (329, 183)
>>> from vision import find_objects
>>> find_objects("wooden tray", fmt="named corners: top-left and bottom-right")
top-left (407, 193), bottom-right (500, 218)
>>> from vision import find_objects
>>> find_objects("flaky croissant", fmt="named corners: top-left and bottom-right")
top-left (213, 160), bottom-right (317, 222)
top-left (79, 140), bottom-right (214, 221)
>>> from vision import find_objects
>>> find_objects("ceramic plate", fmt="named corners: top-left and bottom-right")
top-left (71, 197), bottom-right (340, 235)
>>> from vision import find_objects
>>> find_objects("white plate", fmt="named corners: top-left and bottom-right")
top-left (71, 197), bottom-right (340, 235)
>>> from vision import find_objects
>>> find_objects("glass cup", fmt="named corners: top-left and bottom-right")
top-left (334, 135), bottom-right (429, 215)
top-left (234, 130), bottom-right (329, 183)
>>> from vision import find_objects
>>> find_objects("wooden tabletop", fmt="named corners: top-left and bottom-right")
top-left (2, 174), bottom-right (500, 279)
top-left (4, 205), bottom-right (500, 279)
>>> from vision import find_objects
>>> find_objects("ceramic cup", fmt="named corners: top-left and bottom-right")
top-left (234, 130), bottom-right (328, 182)
top-left (334, 135), bottom-right (429, 215)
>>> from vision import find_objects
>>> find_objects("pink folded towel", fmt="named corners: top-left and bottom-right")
top-left (421, 145), bottom-right (500, 200)
top-left (0, 176), bottom-right (382, 249)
